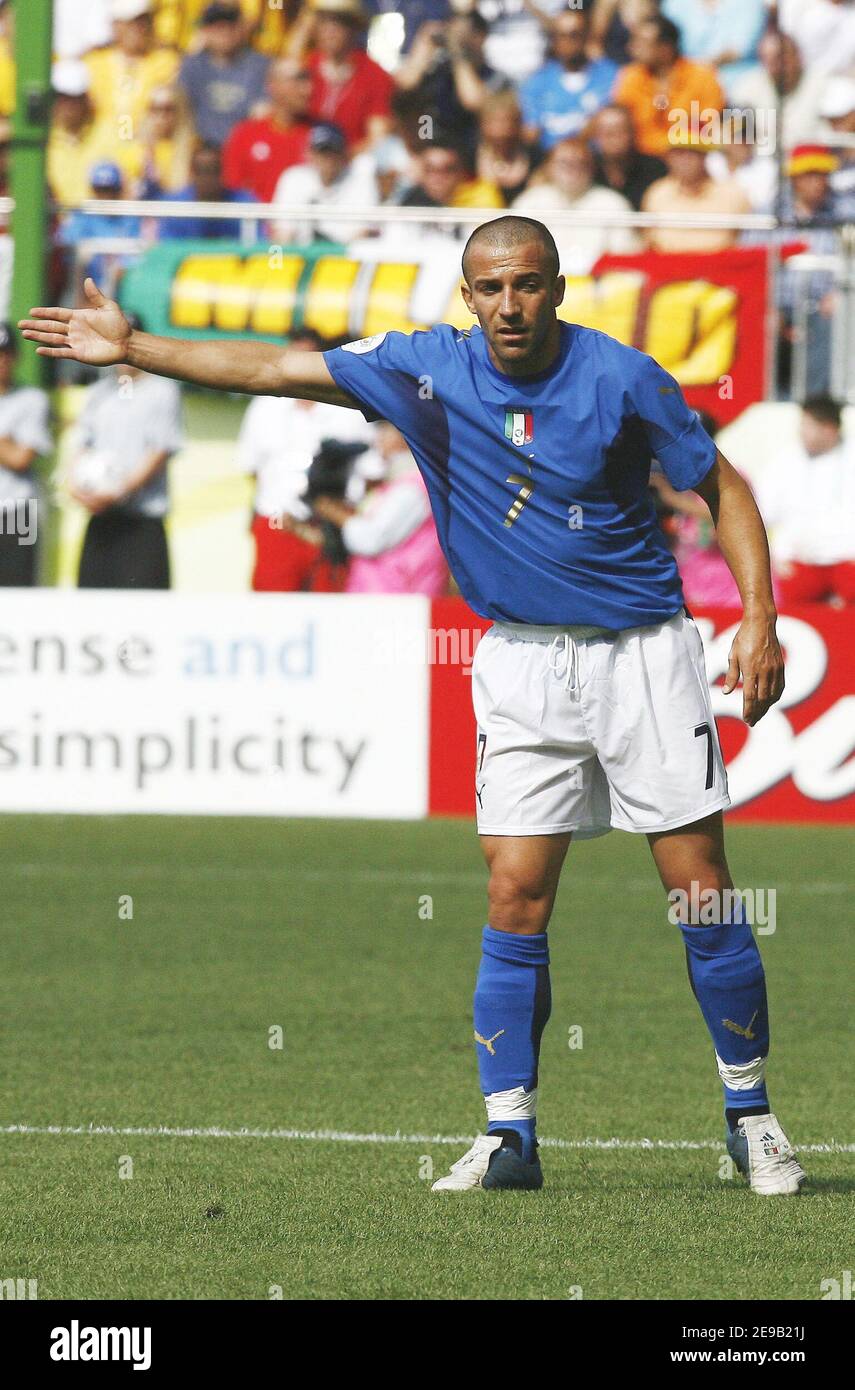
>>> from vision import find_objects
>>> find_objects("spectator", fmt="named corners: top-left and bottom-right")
top-left (589, 0), bottom-right (659, 67)
top-left (706, 109), bottom-right (778, 214)
top-left (129, 84), bottom-right (196, 196)
top-left (473, 0), bottom-right (569, 86)
top-left (398, 137), bottom-right (503, 227)
top-left (762, 145), bottom-right (847, 398)
top-left (613, 15), bottom-right (724, 158)
top-left (47, 61), bottom-right (123, 208)
top-left (519, 6), bottom-right (618, 152)
top-left (589, 103), bottom-right (667, 210)
top-left (300, 0), bottom-right (394, 151)
top-left (731, 32), bottom-right (826, 151)
top-left (820, 77), bottom-right (855, 210)
top-left (56, 162), bottom-right (142, 287)
top-left (154, 0), bottom-right (303, 54)
top-left (363, 0), bottom-right (452, 55)
top-left (312, 422), bottom-right (447, 596)
top-left (236, 328), bottom-right (375, 591)
top-left (476, 91), bottom-right (538, 205)
top-left (778, 0), bottom-right (855, 80)
top-left (513, 135), bottom-right (640, 271)
top-left (0, 325), bottom-right (52, 588)
top-left (179, 2), bottom-right (269, 147)
top-left (158, 142), bottom-right (254, 238)
top-left (223, 58), bottom-right (315, 202)
top-left (272, 122), bottom-right (379, 243)
top-left (395, 11), bottom-right (505, 161)
top-left (660, 0), bottom-right (767, 95)
top-left (642, 130), bottom-right (750, 253)
top-left (70, 328), bottom-right (182, 589)
top-left (757, 396), bottom-right (855, 607)
top-left (85, 0), bottom-right (179, 136)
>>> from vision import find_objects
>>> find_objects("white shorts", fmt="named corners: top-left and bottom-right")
top-left (472, 610), bottom-right (730, 838)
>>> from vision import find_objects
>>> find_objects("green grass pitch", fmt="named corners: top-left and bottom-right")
top-left (0, 814), bottom-right (851, 1300)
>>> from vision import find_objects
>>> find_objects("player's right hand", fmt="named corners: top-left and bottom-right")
top-left (19, 278), bottom-right (132, 366)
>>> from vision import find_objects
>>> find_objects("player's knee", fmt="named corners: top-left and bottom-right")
top-left (487, 865), bottom-right (553, 935)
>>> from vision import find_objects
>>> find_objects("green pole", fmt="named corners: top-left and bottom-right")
top-left (10, 0), bottom-right (53, 388)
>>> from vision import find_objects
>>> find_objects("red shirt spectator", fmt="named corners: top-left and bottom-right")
top-left (304, 0), bottom-right (394, 149)
top-left (223, 57), bottom-right (314, 202)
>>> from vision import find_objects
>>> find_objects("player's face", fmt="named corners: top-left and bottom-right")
top-left (461, 241), bottom-right (565, 376)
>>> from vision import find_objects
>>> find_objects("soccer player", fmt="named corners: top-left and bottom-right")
top-left (20, 216), bottom-right (803, 1197)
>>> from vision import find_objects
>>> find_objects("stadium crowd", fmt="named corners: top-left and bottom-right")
top-left (0, 0), bottom-right (854, 600)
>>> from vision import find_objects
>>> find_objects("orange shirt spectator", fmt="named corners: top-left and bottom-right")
top-left (613, 14), bottom-right (724, 157)
top-left (86, 2), bottom-right (180, 135)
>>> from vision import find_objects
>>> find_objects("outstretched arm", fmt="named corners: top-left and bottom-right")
top-left (693, 449), bottom-right (784, 727)
top-left (19, 278), bottom-right (358, 407)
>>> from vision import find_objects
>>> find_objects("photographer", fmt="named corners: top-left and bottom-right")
top-left (395, 11), bottom-right (506, 157)
top-left (237, 328), bottom-right (373, 591)
top-left (310, 422), bottom-right (447, 597)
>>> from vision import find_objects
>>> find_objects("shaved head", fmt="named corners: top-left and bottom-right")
top-left (462, 216), bottom-right (560, 287)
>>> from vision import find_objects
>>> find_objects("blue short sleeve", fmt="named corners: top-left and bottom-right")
top-left (631, 354), bottom-right (717, 491)
top-left (323, 329), bottom-right (441, 447)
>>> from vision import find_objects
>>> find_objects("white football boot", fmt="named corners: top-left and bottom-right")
top-left (431, 1133), bottom-right (543, 1191)
top-left (726, 1112), bottom-right (805, 1195)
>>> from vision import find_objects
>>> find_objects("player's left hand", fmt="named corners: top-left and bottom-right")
top-left (722, 612), bottom-right (785, 726)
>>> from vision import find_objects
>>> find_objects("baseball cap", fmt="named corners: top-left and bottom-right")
top-left (309, 122), bottom-right (347, 154)
top-left (0, 322), bottom-right (16, 354)
top-left (110, 0), bottom-right (153, 19)
top-left (820, 76), bottom-right (855, 122)
top-left (198, 2), bottom-right (241, 23)
top-left (52, 60), bottom-right (91, 98)
top-left (786, 144), bottom-right (839, 176)
top-left (89, 160), bottom-right (123, 191)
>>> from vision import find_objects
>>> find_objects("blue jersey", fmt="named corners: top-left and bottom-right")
top-left (323, 322), bottom-right (716, 630)
top-left (519, 58), bottom-right (620, 148)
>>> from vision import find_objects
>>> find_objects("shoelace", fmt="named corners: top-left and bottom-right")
top-left (546, 632), bottom-right (580, 697)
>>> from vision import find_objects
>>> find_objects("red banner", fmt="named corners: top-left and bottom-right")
top-left (428, 599), bottom-right (855, 824)
top-left (587, 247), bottom-right (769, 425)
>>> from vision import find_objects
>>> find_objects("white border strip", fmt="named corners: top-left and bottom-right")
top-left (2, 1123), bottom-right (852, 1154)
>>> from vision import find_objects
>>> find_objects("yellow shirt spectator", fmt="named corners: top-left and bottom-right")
top-left (85, 45), bottom-right (180, 139)
top-left (154, 0), bottom-right (294, 54)
top-left (452, 179), bottom-right (504, 210)
top-left (48, 120), bottom-right (133, 206)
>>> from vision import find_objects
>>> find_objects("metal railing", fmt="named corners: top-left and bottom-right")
top-left (5, 191), bottom-right (854, 403)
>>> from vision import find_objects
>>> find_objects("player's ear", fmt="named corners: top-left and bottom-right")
top-left (460, 280), bottom-right (475, 315)
top-left (553, 274), bottom-right (566, 309)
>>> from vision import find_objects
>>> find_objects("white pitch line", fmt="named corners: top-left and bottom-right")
top-left (2, 1123), bottom-right (853, 1154)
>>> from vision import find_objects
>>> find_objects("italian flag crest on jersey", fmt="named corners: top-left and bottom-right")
top-left (504, 410), bottom-right (533, 446)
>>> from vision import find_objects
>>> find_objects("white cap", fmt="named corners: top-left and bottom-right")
top-left (51, 59), bottom-right (90, 97)
top-left (820, 76), bottom-right (855, 121)
top-left (111, 0), bottom-right (153, 20)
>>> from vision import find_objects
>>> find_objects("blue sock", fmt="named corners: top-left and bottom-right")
top-left (680, 903), bottom-right (770, 1122)
top-left (473, 925), bottom-right (551, 1163)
